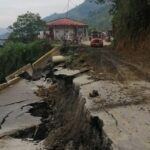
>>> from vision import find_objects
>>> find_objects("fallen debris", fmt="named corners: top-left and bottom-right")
top-left (34, 83), bottom-right (58, 97)
top-left (18, 71), bottom-right (32, 81)
top-left (89, 90), bottom-right (99, 98)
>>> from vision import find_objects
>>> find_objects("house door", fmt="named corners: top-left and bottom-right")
top-left (50, 28), bottom-right (54, 40)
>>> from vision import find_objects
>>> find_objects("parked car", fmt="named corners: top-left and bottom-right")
top-left (90, 38), bottom-right (103, 47)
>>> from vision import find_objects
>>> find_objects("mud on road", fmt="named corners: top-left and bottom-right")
top-left (66, 46), bottom-right (150, 82)
top-left (41, 45), bottom-right (150, 150)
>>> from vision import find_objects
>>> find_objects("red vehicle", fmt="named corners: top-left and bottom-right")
top-left (90, 38), bottom-right (103, 47)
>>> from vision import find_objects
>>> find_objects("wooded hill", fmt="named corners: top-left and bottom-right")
top-left (44, 0), bottom-right (112, 31)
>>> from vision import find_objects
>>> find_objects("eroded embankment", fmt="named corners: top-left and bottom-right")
top-left (43, 71), bottom-right (112, 150)
top-left (115, 33), bottom-right (150, 76)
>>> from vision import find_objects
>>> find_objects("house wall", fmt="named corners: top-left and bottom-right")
top-left (38, 31), bottom-right (50, 39)
top-left (53, 26), bottom-right (74, 40)
top-left (38, 26), bottom-right (89, 41)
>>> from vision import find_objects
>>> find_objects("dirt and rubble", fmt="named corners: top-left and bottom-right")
top-left (39, 63), bottom-right (149, 150)
top-left (40, 45), bottom-right (150, 150)
top-left (63, 46), bottom-right (150, 82)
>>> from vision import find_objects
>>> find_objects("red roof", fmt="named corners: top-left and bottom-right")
top-left (47, 18), bottom-right (87, 27)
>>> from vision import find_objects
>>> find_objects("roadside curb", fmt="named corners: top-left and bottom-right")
top-left (0, 77), bottom-right (21, 91)
top-left (6, 64), bottom-right (33, 81)
top-left (32, 47), bottom-right (60, 69)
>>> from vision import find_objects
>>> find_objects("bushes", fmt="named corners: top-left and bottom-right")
top-left (96, 0), bottom-right (150, 39)
top-left (109, 0), bottom-right (150, 40)
top-left (0, 40), bottom-right (52, 83)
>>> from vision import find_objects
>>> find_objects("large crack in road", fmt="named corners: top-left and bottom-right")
top-left (0, 79), bottom-right (51, 149)
top-left (0, 46), bottom-right (149, 150)
top-left (0, 99), bottom-right (32, 108)
top-left (0, 111), bottom-right (13, 129)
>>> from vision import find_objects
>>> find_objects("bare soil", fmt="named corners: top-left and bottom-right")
top-left (43, 85), bottom-right (112, 150)
top-left (41, 44), bottom-right (150, 150)
top-left (66, 45), bottom-right (150, 82)
top-left (115, 33), bottom-right (150, 75)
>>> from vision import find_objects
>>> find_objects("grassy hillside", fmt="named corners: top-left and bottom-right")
top-left (44, 0), bottom-right (112, 31)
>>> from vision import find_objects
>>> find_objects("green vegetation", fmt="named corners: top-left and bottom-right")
top-left (84, 3), bottom-right (112, 31)
top-left (112, 0), bottom-right (149, 40)
top-left (96, 0), bottom-right (150, 39)
top-left (0, 12), bottom-right (50, 83)
top-left (0, 40), bottom-right (51, 83)
top-left (9, 12), bottom-right (46, 42)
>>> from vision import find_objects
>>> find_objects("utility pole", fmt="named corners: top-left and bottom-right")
top-left (66, 0), bottom-right (70, 18)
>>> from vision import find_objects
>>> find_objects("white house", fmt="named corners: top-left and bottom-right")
top-left (38, 18), bottom-right (88, 41)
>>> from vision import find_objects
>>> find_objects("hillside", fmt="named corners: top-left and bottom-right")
top-left (44, 0), bottom-right (112, 31)
top-left (0, 32), bottom-right (9, 39)
top-left (0, 28), bottom-right (8, 36)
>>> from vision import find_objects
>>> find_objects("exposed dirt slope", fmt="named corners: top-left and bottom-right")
top-left (44, 75), bottom-right (112, 150)
top-left (65, 46), bottom-right (150, 82)
top-left (116, 32), bottom-right (150, 75)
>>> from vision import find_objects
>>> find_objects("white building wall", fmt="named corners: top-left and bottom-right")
top-left (53, 27), bottom-right (74, 40)
top-left (38, 31), bottom-right (45, 39)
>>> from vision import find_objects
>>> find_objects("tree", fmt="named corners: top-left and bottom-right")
top-left (9, 12), bottom-right (46, 42)
top-left (95, 0), bottom-right (150, 38)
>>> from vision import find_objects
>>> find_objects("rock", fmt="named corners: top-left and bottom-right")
top-left (35, 84), bottom-right (58, 97)
top-left (74, 53), bottom-right (79, 57)
top-left (89, 90), bottom-right (99, 98)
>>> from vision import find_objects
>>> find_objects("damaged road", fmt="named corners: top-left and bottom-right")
top-left (0, 79), bottom-right (51, 150)
top-left (42, 66), bottom-right (150, 150)
top-left (39, 45), bottom-right (150, 150)
top-left (0, 45), bottom-right (150, 150)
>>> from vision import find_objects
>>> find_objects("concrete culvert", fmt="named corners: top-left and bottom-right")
top-left (52, 56), bottom-right (66, 64)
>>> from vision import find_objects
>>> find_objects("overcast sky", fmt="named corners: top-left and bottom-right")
top-left (0, 0), bottom-right (84, 28)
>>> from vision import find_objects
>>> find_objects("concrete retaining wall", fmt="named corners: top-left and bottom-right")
top-left (0, 47), bottom-right (60, 92)
top-left (6, 64), bottom-right (33, 81)
top-left (0, 77), bottom-right (21, 91)
top-left (32, 47), bottom-right (60, 70)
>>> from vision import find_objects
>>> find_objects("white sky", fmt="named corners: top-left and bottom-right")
top-left (0, 0), bottom-right (84, 28)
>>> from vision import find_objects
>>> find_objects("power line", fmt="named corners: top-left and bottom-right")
top-left (64, 0), bottom-right (79, 18)
top-left (66, 0), bottom-right (70, 18)
top-left (62, 1), bottom-right (69, 14)
top-left (70, 0), bottom-right (78, 8)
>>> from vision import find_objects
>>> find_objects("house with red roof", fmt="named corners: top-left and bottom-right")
top-left (39, 18), bottom-right (88, 41)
